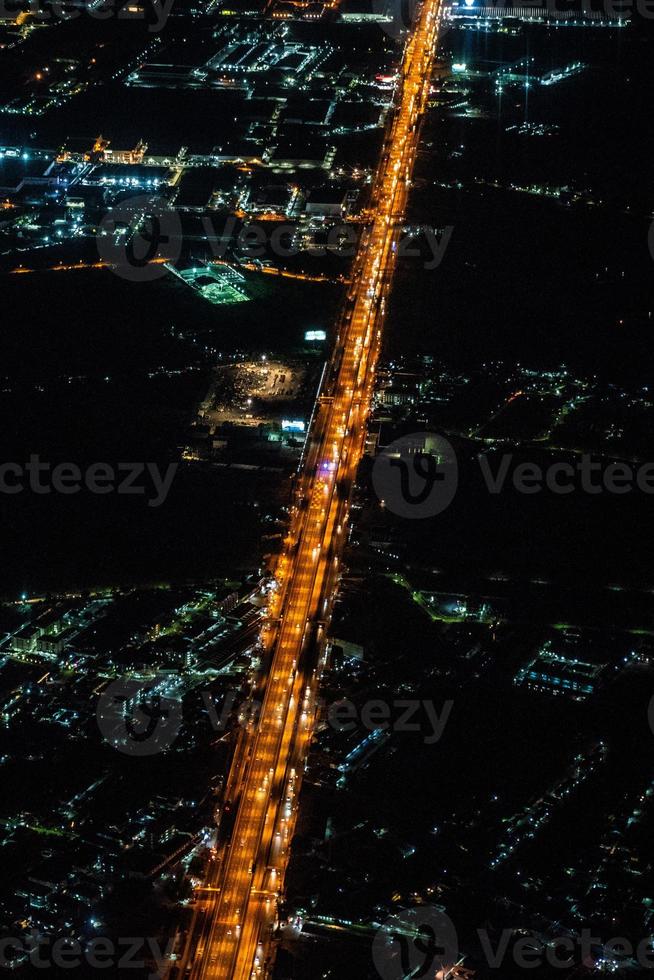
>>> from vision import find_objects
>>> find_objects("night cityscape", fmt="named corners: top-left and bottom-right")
top-left (0, 0), bottom-right (653, 976)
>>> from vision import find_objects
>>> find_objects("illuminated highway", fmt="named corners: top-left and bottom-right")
top-left (184, 1), bottom-right (444, 976)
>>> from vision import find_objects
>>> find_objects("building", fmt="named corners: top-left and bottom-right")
top-left (11, 625), bottom-right (42, 654)
top-left (514, 643), bottom-right (606, 700)
top-left (305, 186), bottom-right (349, 217)
top-left (265, 138), bottom-right (336, 170)
top-left (328, 636), bottom-right (365, 664)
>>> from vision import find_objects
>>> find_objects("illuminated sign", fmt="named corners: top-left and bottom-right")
top-left (282, 419), bottom-right (305, 433)
top-left (305, 329), bottom-right (327, 342)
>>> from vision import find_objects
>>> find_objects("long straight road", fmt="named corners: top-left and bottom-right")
top-left (187, 2), bottom-right (444, 976)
